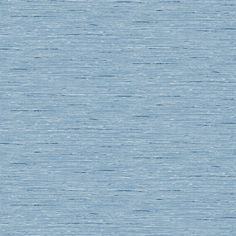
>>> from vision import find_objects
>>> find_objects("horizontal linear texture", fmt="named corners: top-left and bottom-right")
top-left (0, 0), bottom-right (236, 235)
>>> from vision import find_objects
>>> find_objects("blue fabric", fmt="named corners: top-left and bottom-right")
top-left (1, 1), bottom-right (236, 235)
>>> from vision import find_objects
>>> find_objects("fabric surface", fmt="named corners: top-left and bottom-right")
top-left (1, 1), bottom-right (236, 235)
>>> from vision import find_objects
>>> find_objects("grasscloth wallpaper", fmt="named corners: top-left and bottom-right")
top-left (1, 0), bottom-right (236, 235)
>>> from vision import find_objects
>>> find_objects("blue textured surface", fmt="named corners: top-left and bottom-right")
top-left (1, 1), bottom-right (236, 235)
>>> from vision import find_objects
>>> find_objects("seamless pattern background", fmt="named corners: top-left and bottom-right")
top-left (0, 0), bottom-right (236, 235)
